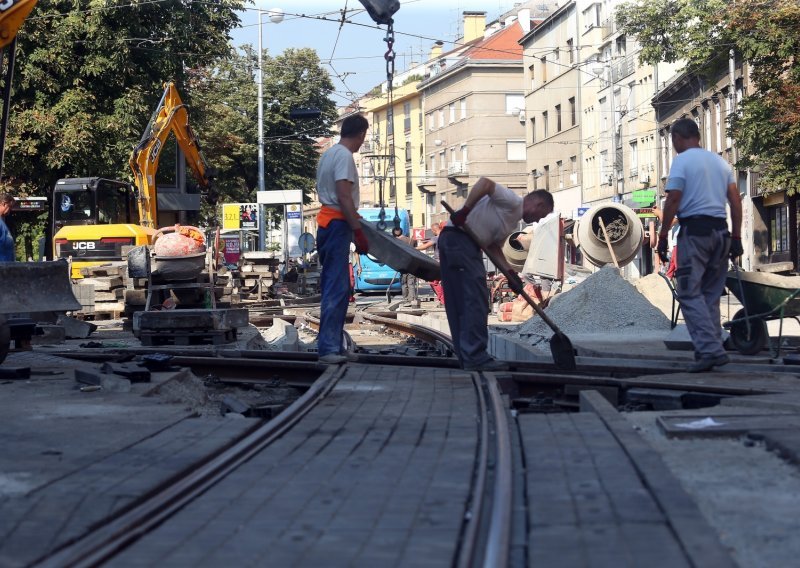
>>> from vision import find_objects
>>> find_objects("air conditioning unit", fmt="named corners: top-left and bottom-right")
top-left (518, 110), bottom-right (526, 123)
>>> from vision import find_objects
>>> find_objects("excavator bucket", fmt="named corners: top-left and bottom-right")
top-left (0, 260), bottom-right (80, 314)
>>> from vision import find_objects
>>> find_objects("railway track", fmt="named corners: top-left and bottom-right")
top-left (20, 309), bottom-right (787, 565)
top-left (36, 365), bottom-right (345, 567)
top-left (33, 353), bottom-right (516, 566)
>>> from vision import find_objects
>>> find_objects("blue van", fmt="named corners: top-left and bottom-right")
top-left (355, 207), bottom-right (410, 292)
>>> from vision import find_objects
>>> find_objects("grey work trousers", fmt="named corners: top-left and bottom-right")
top-left (401, 272), bottom-right (417, 301)
top-left (675, 227), bottom-right (730, 358)
top-left (439, 228), bottom-right (492, 367)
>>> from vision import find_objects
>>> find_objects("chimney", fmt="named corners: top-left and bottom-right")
top-left (429, 40), bottom-right (443, 60)
top-left (463, 11), bottom-right (486, 42)
top-left (517, 8), bottom-right (531, 33)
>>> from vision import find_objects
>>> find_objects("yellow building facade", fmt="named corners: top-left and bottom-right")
top-left (359, 81), bottom-right (429, 231)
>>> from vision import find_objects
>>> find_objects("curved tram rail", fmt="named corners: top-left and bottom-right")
top-left (29, 310), bottom-right (774, 565)
top-left (34, 316), bottom-right (518, 566)
top-left (36, 366), bottom-right (344, 567)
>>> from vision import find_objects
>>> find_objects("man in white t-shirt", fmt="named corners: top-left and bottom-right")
top-left (441, 177), bottom-right (554, 371)
top-left (315, 114), bottom-right (370, 364)
top-left (657, 118), bottom-right (742, 372)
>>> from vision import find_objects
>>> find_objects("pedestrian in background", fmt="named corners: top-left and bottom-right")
top-left (394, 228), bottom-right (419, 307)
top-left (657, 118), bottom-right (742, 372)
top-left (315, 114), bottom-right (370, 364)
top-left (0, 193), bottom-right (14, 262)
top-left (441, 177), bottom-right (553, 371)
top-left (417, 221), bottom-right (445, 305)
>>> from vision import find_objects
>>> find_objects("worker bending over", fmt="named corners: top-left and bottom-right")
top-left (442, 177), bottom-right (553, 371)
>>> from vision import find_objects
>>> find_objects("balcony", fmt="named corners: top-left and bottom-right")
top-left (611, 54), bottom-right (636, 83)
top-left (447, 162), bottom-right (469, 185)
top-left (448, 162), bottom-right (468, 176)
top-left (600, 16), bottom-right (617, 39)
top-left (417, 170), bottom-right (437, 191)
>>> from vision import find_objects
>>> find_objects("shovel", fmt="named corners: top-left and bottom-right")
top-left (441, 201), bottom-right (577, 370)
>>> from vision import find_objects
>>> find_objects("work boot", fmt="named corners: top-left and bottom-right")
top-left (463, 358), bottom-right (509, 372)
top-left (688, 354), bottom-right (730, 373)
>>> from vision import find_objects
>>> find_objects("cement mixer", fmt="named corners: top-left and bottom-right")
top-left (0, 260), bottom-right (81, 364)
top-left (574, 202), bottom-right (644, 268)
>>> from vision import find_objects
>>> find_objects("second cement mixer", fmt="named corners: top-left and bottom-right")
top-left (573, 202), bottom-right (644, 268)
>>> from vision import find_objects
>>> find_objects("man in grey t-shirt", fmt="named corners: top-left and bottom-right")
top-left (657, 118), bottom-right (743, 372)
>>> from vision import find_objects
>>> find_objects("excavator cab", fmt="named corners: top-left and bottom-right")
top-left (52, 177), bottom-right (150, 273)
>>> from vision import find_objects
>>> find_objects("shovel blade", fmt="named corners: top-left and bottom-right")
top-left (0, 261), bottom-right (81, 314)
top-left (550, 332), bottom-right (577, 370)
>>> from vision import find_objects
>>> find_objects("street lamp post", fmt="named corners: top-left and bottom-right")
top-left (258, 7), bottom-right (284, 251)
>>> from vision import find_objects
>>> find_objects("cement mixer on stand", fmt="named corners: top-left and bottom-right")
top-left (573, 203), bottom-right (644, 268)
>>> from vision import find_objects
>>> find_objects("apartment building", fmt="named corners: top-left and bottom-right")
top-left (522, 0), bottom-right (680, 216)
top-left (652, 58), bottom-right (783, 272)
top-left (359, 71), bottom-right (427, 228)
top-left (417, 11), bottom-right (533, 227)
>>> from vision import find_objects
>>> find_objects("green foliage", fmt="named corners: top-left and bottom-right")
top-left (0, 1), bottom-right (337, 234)
top-left (188, 46), bottom-right (337, 224)
top-left (617, 0), bottom-right (800, 195)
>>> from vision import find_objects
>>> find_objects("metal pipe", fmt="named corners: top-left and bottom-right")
top-left (257, 9), bottom-right (266, 251)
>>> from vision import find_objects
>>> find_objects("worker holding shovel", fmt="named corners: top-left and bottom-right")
top-left (441, 177), bottom-right (553, 371)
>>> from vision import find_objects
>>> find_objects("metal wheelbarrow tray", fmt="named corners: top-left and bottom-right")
top-left (359, 220), bottom-right (441, 282)
top-left (0, 260), bottom-right (81, 363)
top-left (723, 270), bottom-right (800, 356)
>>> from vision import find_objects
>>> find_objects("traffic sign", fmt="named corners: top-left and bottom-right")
top-left (298, 232), bottom-right (315, 253)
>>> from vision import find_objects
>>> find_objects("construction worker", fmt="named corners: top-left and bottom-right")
top-left (442, 177), bottom-right (554, 371)
top-left (417, 221), bottom-right (445, 304)
top-left (657, 118), bottom-right (742, 372)
top-left (0, 193), bottom-right (14, 262)
top-left (315, 114), bottom-right (370, 364)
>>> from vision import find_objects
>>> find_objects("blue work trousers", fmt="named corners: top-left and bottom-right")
top-left (317, 220), bottom-right (352, 357)
top-left (675, 228), bottom-right (730, 358)
top-left (439, 228), bottom-right (492, 368)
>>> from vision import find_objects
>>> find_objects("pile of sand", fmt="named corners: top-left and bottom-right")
top-left (633, 272), bottom-right (676, 319)
top-left (510, 266), bottom-right (671, 342)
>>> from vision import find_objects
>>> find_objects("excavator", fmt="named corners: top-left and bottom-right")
top-left (52, 81), bottom-right (213, 277)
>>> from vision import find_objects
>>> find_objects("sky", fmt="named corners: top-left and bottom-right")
top-left (231, 0), bottom-right (534, 107)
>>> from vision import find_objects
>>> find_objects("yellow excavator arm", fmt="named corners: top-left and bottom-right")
top-left (0, 0), bottom-right (37, 50)
top-left (129, 81), bottom-right (212, 228)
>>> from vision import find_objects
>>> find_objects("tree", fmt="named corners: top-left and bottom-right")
top-left (616, 0), bottom-right (800, 194)
top-left (188, 46), bottom-right (337, 224)
top-left (2, 0), bottom-right (245, 196)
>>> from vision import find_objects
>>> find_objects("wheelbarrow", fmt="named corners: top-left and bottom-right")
top-left (0, 260), bottom-right (81, 364)
top-left (723, 269), bottom-right (800, 356)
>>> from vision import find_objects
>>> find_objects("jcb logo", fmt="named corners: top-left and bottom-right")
top-left (149, 140), bottom-right (162, 163)
top-left (75, 242), bottom-right (96, 250)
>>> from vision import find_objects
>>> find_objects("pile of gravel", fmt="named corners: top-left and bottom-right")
top-left (511, 266), bottom-right (671, 342)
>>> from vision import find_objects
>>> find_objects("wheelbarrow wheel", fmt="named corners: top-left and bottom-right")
top-left (0, 315), bottom-right (9, 365)
top-left (729, 309), bottom-right (768, 355)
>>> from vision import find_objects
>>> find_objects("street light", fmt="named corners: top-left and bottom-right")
top-left (258, 7), bottom-right (284, 251)
top-left (593, 63), bottom-right (620, 200)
